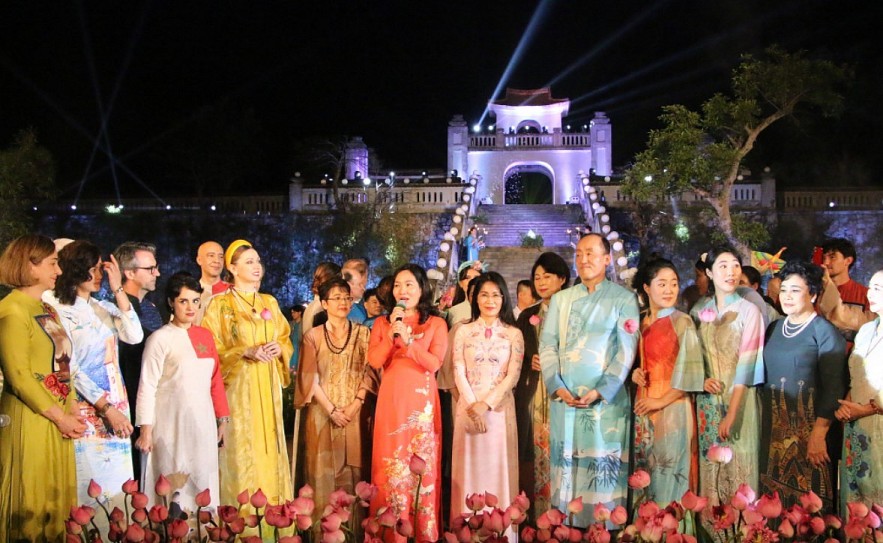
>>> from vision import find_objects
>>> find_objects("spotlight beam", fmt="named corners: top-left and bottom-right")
top-left (544, 0), bottom-right (670, 89)
top-left (478, 0), bottom-right (556, 126)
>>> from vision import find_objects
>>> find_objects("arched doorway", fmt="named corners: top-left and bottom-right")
top-left (504, 164), bottom-right (553, 204)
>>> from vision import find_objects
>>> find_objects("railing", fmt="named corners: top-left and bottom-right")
top-left (469, 132), bottom-right (592, 149)
top-left (590, 181), bottom-right (770, 208)
top-left (37, 195), bottom-right (288, 214)
top-left (297, 184), bottom-right (468, 213)
top-left (780, 189), bottom-right (883, 210)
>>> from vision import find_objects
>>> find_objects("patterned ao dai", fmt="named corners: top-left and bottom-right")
top-left (634, 308), bottom-right (704, 507)
top-left (44, 293), bottom-right (142, 521)
top-left (690, 293), bottom-right (764, 505)
top-left (450, 318), bottom-right (523, 531)
top-left (539, 280), bottom-right (640, 527)
top-left (841, 318), bottom-right (883, 510)
top-left (368, 314), bottom-right (447, 543)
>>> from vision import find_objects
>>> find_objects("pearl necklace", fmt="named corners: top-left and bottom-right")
top-left (782, 312), bottom-right (816, 339)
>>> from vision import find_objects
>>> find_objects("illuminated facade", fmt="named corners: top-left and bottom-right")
top-left (447, 88), bottom-right (612, 205)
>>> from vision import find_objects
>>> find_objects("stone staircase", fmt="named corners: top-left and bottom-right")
top-left (473, 204), bottom-right (585, 247)
top-left (469, 204), bottom-right (585, 296)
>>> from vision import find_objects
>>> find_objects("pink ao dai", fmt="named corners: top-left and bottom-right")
top-left (451, 318), bottom-right (523, 525)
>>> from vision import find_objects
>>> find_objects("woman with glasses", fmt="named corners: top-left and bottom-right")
top-left (294, 277), bottom-right (379, 531)
top-left (44, 240), bottom-right (143, 522)
top-left (202, 240), bottom-right (294, 514)
top-left (450, 272), bottom-right (523, 536)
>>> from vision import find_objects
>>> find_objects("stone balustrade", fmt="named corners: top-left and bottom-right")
top-left (469, 131), bottom-right (592, 149)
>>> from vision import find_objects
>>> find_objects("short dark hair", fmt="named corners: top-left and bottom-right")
top-left (165, 272), bottom-right (203, 310)
top-left (289, 304), bottom-right (306, 315)
top-left (391, 263), bottom-right (436, 324)
top-left (821, 238), bottom-right (857, 269)
top-left (741, 265), bottom-right (762, 288)
top-left (516, 279), bottom-right (538, 300)
top-left (363, 288), bottom-right (378, 302)
top-left (531, 252), bottom-right (571, 291)
top-left (579, 232), bottom-right (611, 254)
top-left (632, 258), bottom-right (679, 308)
top-left (318, 277), bottom-right (351, 300)
top-left (55, 240), bottom-right (102, 305)
top-left (469, 272), bottom-right (516, 326)
top-left (776, 260), bottom-right (824, 298)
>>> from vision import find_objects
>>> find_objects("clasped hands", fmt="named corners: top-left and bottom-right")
top-left (328, 400), bottom-right (361, 428)
top-left (247, 341), bottom-right (282, 362)
top-left (555, 387), bottom-right (600, 408)
top-left (466, 401), bottom-right (489, 433)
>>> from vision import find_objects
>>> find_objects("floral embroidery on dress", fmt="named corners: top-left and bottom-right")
top-left (34, 372), bottom-right (71, 401)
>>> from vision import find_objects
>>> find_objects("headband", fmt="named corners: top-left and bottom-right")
top-left (225, 239), bottom-right (252, 269)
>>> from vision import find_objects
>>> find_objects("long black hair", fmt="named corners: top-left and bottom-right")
top-left (469, 272), bottom-right (517, 326)
top-left (452, 265), bottom-right (478, 306)
top-left (391, 263), bottom-right (437, 324)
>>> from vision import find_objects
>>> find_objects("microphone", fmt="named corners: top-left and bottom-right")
top-left (392, 301), bottom-right (407, 340)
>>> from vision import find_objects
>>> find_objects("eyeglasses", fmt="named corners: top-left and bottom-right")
top-left (133, 266), bottom-right (160, 274)
top-left (325, 296), bottom-right (354, 303)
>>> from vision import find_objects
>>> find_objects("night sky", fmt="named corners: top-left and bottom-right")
top-left (2, 1), bottom-right (881, 200)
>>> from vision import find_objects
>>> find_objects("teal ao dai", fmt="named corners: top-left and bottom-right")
top-left (539, 280), bottom-right (640, 527)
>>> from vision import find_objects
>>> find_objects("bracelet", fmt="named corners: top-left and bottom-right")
top-left (330, 406), bottom-right (338, 416)
top-left (95, 403), bottom-right (112, 417)
top-left (113, 285), bottom-right (124, 294)
top-left (216, 416), bottom-right (230, 425)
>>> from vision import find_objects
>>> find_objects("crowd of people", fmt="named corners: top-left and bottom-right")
top-left (0, 232), bottom-right (881, 542)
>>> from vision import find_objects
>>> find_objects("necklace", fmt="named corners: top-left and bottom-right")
top-left (782, 313), bottom-right (816, 338)
top-left (324, 321), bottom-right (353, 354)
top-left (232, 287), bottom-right (259, 315)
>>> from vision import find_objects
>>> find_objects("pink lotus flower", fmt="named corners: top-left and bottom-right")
top-left (512, 491), bottom-right (530, 512)
top-left (363, 517), bottom-right (381, 536)
top-left (154, 475), bottom-right (171, 497)
top-left (628, 469), bottom-right (651, 489)
top-left (699, 308), bottom-right (716, 323)
top-left (465, 493), bottom-right (486, 512)
top-left (279, 537), bottom-right (303, 543)
top-left (799, 490), bottom-right (823, 513)
top-left (355, 481), bottom-right (377, 505)
top-left (506, 505), bottom-right (526, 525)
top-left (250, 488), bottom-right (268, 509)
top-left (707, 444), bottom-right (733, 464)
top-left (610, 505), bottom-right (629, 526)
top-left (485, 492), bottom-right (499, 508)
top-left (236, 489), bottom-right (250, 505)
top-left (87, 479), bottom-right (102, 499)
top-left (567, 496), bottom-right (584, 514)
top-left (70, 506), bottom-right (92, 526)
top-left (395, 518), bottom-right (414, 538)
top-left (680, 490), bottom-right (707, 513)
top-left (260, 308), bottom-right (273, 321)
top-left (623, 319), bottom-right (639, 334)
top-left (844, 519), bottom-right (866, 540)
top-left (546, 508), bottom-right (567, 526)
top-left (756, 492), bottom-right (783, 519)
top-left (265, 505), bottom-right (293, 529)
top-left (535, 512), bottom-right (551, 530)
top-left (194, 488), bottom-right (211, 508)
top-left (322, 529), bottom-right (346, 543)
top-left (711, 504), bottom-right (736, 530)
top-left (293, 496), bottom-right (315, 517)
top-left (553, 525), bottom-right (570, 541)
top-left (218, 505), bottom-right (240, 524)
top-left (377, 507), bottom-right (397, 528)
top-left (736, 483), bottom-right (756, 503)
top-left (131, 492), bottom-right (149, 509)
top-left (665, 500), bottom-right (685, 521)
top-left (227, 517), bottom-right (245, 533)
top-left (148, 504), bottom-right (169, 523)
top-left (109, 506), bottom-right (124, 522)
top-left (824, 514), bottom-right (842, 529)
top-left (849, 502), bottom-right (870, 520)
top-left (65, 519), bottom-right (83, 535)
top-left (125, 523), bottom-right (146, 542)
top-left (637, 501), bottom-right (660, 520)
top-left (593, 503), bottom-right (611, 522)
top-left (169, 519), bottom-right (189, 538)
top-left (529, 315), bottom-right (541, 326)
top-left (132, 507), bottom-right (148, 524)
top-left (296, 514), bottom-right (313, 531)
top-left (810, 516), bottom-right (826, 535)
top-left (585, 524), bottom-right (611, 543)
top-left (321, 512), bottom-right (342, 532)
top-left (298, 484), bottom-right (314, 499)
top-left (730, 491), bottom-right (750, 511)
top-left (122, 479), bottom-right (138, 495)
top-left (521, 526), bottom-right (537, 543)
top-left (409, 453), bottom-right (427, 476)
top-left (778, 519), bottom-right (795, 538)
top-left (486, 509), bottom-right (505, 534)
top-left (457, 525), bottom-right (473, 543)
top-left (866, 511), bottom-right (882, 529)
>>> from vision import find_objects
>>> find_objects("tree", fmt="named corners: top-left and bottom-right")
top-left (623, 46), bottom-right (848, 256)
top-left (0, 128), bottom-right (56, 247)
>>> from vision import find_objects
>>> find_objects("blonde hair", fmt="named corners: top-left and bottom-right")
top-left (0, 234), bottom-right (56, 288)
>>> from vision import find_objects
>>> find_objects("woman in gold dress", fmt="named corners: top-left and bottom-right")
top-left (294, 277), bottom-right (379, 530)
top-left (202, 240), bottom-right (293, 509)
